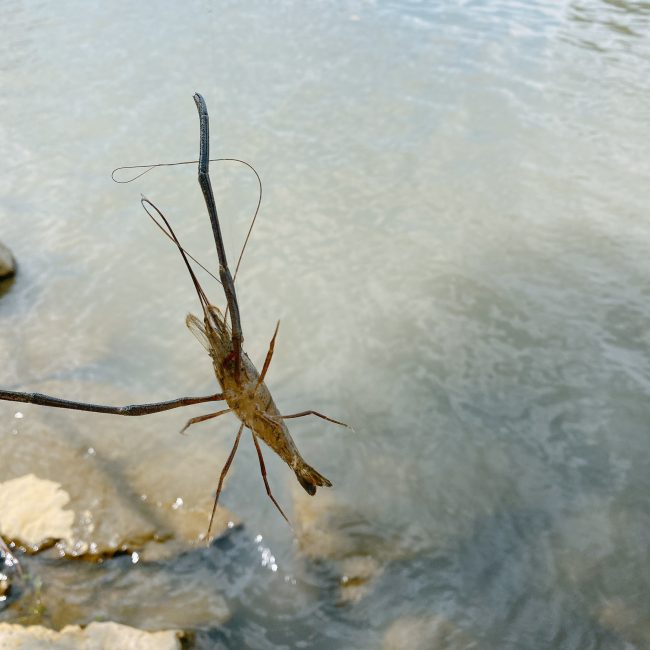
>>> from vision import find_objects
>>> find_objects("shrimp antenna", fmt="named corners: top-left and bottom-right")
top-left (144, 213), bottom-right (222, 287)
top-left (141, 197), bottom-right (210, 315)
top-left (112, 157), bottom-right (262, 282)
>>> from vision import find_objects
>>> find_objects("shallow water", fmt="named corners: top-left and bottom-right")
top-left (1, 0), bottom-right (650, 647)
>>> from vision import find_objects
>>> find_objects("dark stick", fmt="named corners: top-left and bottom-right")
top-left (0, 389), bottom-right (224, 416)
top-left (193, 93), bottom-right (243, 384)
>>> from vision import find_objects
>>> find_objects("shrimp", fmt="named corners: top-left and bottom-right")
top-left (142, 165), bottom-right (348, 536)
top-left (144, 93), bottom-right (351, 536)
top-left (185, 306), bottom-right (333, 497)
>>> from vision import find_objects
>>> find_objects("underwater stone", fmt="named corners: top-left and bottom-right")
top-left (0, 241), bottom-right (15, 279)
top-left (0, 622), bottom-right (183, 649)
top-left (382, 615), bottom-right (477, 650)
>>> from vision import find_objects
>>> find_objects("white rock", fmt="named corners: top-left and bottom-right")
top-left (0, 241), bottom-right (15, 279)
top-left (292, 487), bottom-right (384, 604)
top-left (0, 474), bottom-right (74, 550)
top-left (382, 615), bottom-right (476, 650)
top-left (0, 410), bottom-right (237, 558)
top-left (0, 621), bottom-right (182, 649)
top-left (339, 555), bottom-right (383, 604)
top-left (292, 487), bottom-right (358, 560)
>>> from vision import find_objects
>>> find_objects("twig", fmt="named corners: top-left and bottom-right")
top-left (193, 93), bottom-right (243, 384)
top-left (0, 389), bottom-right (224, 416)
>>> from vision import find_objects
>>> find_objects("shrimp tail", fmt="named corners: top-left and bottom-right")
top-left (295, 461), bottom-right (332, 496)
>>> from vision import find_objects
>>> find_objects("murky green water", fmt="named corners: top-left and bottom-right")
top-left (1, 1), bottom-right (649, 648)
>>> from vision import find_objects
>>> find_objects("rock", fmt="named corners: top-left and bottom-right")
top-left (0, 621), bottom-right (182, 649)
top-left (0, 404), bottom-right (238, 558)
top-left (0, 388), bottom-right (236, 631)
top-left (553, 498), bottom-right (650, 648)
top-left (0, 474), bottom-right (74, 551)
top-left (292, 487), bottom-right (360, 560)
top-left (382, 615), bottom-right (476, 650)
top-left (597, 598), bottom-right (650, 647)
top-left (0, 241), bottom-right (15, 279)
top-left (292, 486), bottom-right (384, 604)
top-left (31, 550), bottom-right (230, 631)
top-left (338, 555), bottom-right (383, 604)
top-left (128, 441), bottom-right (240, 562)
top-left (0, 536), bottom-right (22, 605)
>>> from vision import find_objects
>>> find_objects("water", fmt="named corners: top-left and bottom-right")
top-left (1, 0), bottom-right (649, 647)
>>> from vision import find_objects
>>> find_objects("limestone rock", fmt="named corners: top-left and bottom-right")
top-left (339, 555), bottom-right (383, 604)
top-left (0, 621), bottom-right (182, 649)
top-left (0, 404), bottom-right (238, 558)
top-left (292, 487), bottom-right (359, 560)
top-left (382, 615), bottom-right (476, 650)
top-left (292, 486), bottom-right (383, 603)
top-left (0, 474), bottom-right (74, 551)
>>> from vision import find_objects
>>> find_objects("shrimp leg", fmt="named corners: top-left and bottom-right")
top-left (180, 408), bottom-right (232, 435)
top-left (255, 321), bottom-right (280, 391)
top-left (277, 410), bottom-right (352, 429)
top-left (207, 422), bottom-right (244, 541)
top-left (250, 429), bottom-right (291, 526)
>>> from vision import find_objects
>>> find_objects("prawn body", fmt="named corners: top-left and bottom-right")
top-left (187, 305), bottom-right (331, 496)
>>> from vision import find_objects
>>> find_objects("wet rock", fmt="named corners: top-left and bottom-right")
top-left (291, 440), bottom-right (523, 607)
top-left (338, 555), bottom-right (383, 604)
top-left (0, 391), bottom-right (236, 631)
top-left (0, 241), bottom-right (15, 279)
top-left (0, 398), bottom-right (238, 558)
top-left (552, 497), bottom-right (650, 646)
top-left (382, 615), bottom-right (476, 650)
top-left (30, 550), bottom-right (231, 631)
top-left (552, 499), bottom-right (614, 588)
top-left (0, 536), bottom-right (23, 607)
top-left (597, 598), bottom-right (650, 647)
top-left (292, 486), bottom-right (383, 603)
top-left (0, 474), bottom-right (74, 551)
top-left (129, 442), bottom-right (240, 562)
top-left (0, 621), bottom-right (182, 649)
top-left (292, 487), bottom-right (360, 560)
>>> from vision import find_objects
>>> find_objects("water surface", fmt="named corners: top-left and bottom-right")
top-left (1, 1), bottom-right (649, 648)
